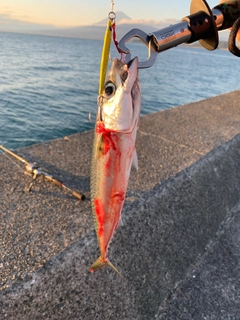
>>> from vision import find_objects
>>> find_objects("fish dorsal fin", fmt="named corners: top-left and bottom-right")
top-left (132, 148), bottom-right (138, 171)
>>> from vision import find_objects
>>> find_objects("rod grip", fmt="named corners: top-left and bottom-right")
top-left (44, 175), bottom-right (63, 187)
top-left (213, 0), bottom-right (240, 29)
top-left (72, 191), bottom-right (85, 200)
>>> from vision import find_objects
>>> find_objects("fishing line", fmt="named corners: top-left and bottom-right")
top-left (109, 1), bottom-right (123, 55)
top-left (1, 150), bottom-right (27, 175)
top-left (110, 0), bottom-right (114, 13)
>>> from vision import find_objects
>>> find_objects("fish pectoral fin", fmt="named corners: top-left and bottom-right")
top-left (118, 216), bottom-right (124, 227)
top-left (90, 257), bottom-right (122, 277)
top-left (132, 148), bottom-right (138, 171)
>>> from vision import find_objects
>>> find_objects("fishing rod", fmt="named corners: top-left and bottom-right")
top-left (118, 0), bottom-right (240, 69)
top-left (0, 145), bottom-right (85, 200)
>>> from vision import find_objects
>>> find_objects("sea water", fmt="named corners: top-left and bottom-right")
top-left (1, 32), bottom-right (240, 150)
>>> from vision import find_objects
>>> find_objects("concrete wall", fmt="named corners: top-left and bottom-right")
top-left (1, 90), bottom-right (240, 319)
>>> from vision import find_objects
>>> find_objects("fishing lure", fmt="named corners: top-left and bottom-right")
top-left (99, 17), bottom-right (113, 95)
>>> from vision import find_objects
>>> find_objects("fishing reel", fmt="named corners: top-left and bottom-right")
top-left (25, 163), bottom-right (38, 175)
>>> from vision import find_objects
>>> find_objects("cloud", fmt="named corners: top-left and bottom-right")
top-left (118, 18), bottom-right (179, 28)
top-left (0, 7), bottom-right (13, 15)
top-left (0, 7), bottom-right (28, 26)
top-left (0, 6), bottom-right (54, 30)
top-left (0, 10), bottom-right (57, 32)
top-left (0, 13), bottom-right (18, 26)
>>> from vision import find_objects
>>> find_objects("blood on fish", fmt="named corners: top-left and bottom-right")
top-left (104, 155), bottom-right (111, 171)
top-left (96, 122), bottom-right (117, 156)
top-left (98, 226), bottom-right (104, 237)
top-left (103, 135), bottom-right (112, 155)
top-left (94, 198), bottom-right (104, 237)
top-left (96, 122), bottom-right (107, 134)
top-left (112, 192), bottom-right (125, 202)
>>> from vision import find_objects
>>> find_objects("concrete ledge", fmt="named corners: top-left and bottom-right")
top-left (1, 90), bottom-right (240, 319)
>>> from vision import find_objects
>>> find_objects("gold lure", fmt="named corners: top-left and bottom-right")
top-left (99, 18), bottom-right (113, 95)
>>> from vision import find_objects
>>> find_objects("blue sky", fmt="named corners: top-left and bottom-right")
top-left (0, 0), bottom-right (220, 28)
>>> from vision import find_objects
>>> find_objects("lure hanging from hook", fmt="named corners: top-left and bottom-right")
top-left (98, 3), bottom-right (116, 95)
top-left (98, 1), bottom-right (124, 94)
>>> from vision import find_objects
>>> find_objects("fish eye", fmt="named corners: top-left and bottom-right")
top-left (104, 82), bottom-right (116, 96)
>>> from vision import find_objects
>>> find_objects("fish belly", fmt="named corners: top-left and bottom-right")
top-left (91, 128), bottom-right (136, 259)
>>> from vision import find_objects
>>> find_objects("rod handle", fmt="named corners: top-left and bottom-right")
top-left (213, 0), bottom-right (240, 29)
top-left (72, 191), bottom-right (85, 201)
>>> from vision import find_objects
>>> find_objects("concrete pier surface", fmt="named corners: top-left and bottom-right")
top-left (1, 90), bottom-right (240, 319)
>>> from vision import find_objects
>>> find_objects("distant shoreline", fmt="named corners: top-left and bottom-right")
top-left (0, 29), bottom-right (229, 49)
top-left (0, 30), bottom-right (229, 51)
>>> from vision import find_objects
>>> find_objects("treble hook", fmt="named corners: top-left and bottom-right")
top-left (228, 16), bottom-right (240, 57)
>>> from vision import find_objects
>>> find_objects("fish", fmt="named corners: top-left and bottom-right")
top-left (90, 57), bottom-right (141, 274)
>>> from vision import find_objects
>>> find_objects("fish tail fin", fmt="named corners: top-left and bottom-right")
top-left (90, 257), bottom-right (122, 277)
top-left (90, 256), bottom-right (107, 272)
top-left (107, 260), bottom-right (123, 277)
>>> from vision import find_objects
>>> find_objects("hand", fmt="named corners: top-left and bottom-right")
top-left (219, 0), bottom-right (240, 42)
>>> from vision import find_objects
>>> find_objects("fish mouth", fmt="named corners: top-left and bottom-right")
top-left (127, 57), bottom-right (137, 69)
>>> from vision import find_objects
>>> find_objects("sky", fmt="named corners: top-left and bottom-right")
top-left (0, 0), bottom-right (221, 29)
